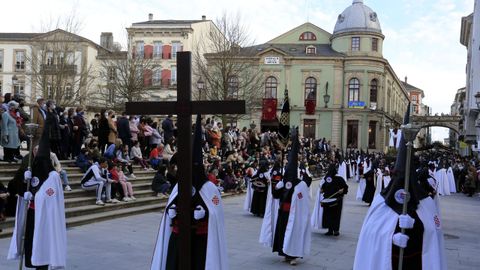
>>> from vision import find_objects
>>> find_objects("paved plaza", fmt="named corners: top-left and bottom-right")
top-left (1, 180), bottom-right (479, 269)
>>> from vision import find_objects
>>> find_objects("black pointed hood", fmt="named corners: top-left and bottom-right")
top-left (32, 111), bottom-right (55, 184)
top-left (284, 128), bottom-right (300, 187)
top-left (278, 86), bottom-right (290, 143)
top-left (192, 114), bottom-right (207, 191)
top-left (381, 103), bottom-right (428, 214)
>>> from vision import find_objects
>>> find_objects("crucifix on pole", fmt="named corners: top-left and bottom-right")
top-left (126, 51), bottom-right (245, 270)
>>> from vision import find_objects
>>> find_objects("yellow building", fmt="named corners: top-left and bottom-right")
top-left (235, 0), bottom-right (409, 151)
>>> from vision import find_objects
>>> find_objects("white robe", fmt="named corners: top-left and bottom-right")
top-left (259, 183), bottom-right (279, 247)
top-left (435, 169), bottom-right (450, 196)
top-left (310, 179), bottom-right (325, 230)
top-left (150, 182), bottom-right (228, 270)
top-left (243, 177), bottom-right (253, 212)
top-left (383, 176), bottom-right (392, 189)
top-left (283, 181), bottom-right (311, 257)
top-left (8, 171), bottom-right (67, 269)
top-left (261, 181), bottom-right (311, 258)
top-left (356, 178), bottom-right (366, 201)
top-left (375, 169), bottom-right (383, 194)
top-left (353, 195), bottom-right (447, 270)
top-left (338, 162), bottom-right (347, 183)
top-left (446, 167), bottom-right (456, 193)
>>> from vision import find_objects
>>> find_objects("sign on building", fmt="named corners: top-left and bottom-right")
top-left (264, 56), bottom-right (280, 65)
top-left (348, 101), bottom-right (365, 108)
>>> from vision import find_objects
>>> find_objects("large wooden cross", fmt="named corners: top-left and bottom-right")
top-left (126, 51), bottom-right (245, 270)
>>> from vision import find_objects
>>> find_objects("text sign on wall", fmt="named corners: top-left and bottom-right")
top-left (348, 101), bottom-right (366, 108)
top-left (264, 56), bottom-right (280, 65)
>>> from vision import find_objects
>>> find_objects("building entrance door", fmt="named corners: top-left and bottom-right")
top-left (303, 119), bottom-right (316, 139)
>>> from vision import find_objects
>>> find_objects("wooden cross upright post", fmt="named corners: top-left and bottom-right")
top-left (126, 51), bottom-right (245, 270)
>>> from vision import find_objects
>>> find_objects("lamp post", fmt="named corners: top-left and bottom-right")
top-left (475, 92), bottom-right (480, 109)
top-left (17, 123), bottom-right (39, 270)
top-left (197, 79), bottom-right (205, 100)
top-left (12, 75), bottom-right (18, 94)
top-left (323, 82), bottom-right (330, 108)
top-left (397, 123), bottom-right (421, 270)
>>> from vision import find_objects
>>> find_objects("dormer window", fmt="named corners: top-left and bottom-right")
top-left (306, 46), bottom-right (316, 55)
top-left (299, 31), bottom-right (316, 41)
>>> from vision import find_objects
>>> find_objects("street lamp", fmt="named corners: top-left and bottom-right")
top-left (197, 79), bottom-right (205, 100)
top-left (397, 122), bottom-right (421, 270)
top-left (475, 92), bottom-right (480, 109)
top-left (323, 82), bottom-right (330, 108)
top-left (12, 75), bottom-right (18, 94)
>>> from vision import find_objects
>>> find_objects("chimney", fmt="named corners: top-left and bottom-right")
top-left (100, 32), bottom-right (113, 50)
top-left (149, 13), bottom-right (153, 21)
top-left (202, 15), bottom-right (206, 20)
top-left (405, 76), bottom-right (408, 84)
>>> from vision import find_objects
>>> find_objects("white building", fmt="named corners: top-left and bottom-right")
top-left (460, 0), bottom-right (480, 151)
top-left (126, 14), bottom-right (219, 101)
top-left (0, 29), bottom-right (108, 107)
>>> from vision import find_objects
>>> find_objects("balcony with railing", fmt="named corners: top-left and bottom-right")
top-left (40, 64), bottom-right (77, 75)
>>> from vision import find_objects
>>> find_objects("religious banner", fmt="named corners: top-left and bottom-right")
top-left (262, 98), bottom-right (277, 120)
top-left (305, 99), bottom-right (316, 115)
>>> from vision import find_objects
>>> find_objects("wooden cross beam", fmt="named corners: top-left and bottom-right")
top-left (126, 51), bottom-right (245, 270)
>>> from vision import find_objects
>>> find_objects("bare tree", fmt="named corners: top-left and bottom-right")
top-left (26, 12), bottom-right (97, 107)
top-left (194, 12), bottom-right (264, 125)
top-left (97, 51), bottom-right (159, 111)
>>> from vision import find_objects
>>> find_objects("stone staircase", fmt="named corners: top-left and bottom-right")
top-left (0, 160), bottom-right (166, 238)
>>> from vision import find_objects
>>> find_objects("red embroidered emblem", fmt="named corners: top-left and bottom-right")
top-left (212, 195), bottom-right (219, 205)
top-left (46, 188), bottom-right (55, 196)
top-left (297, 192), bottom-right (303, 199)
top-left (434, 215), bottom-right (441, 228)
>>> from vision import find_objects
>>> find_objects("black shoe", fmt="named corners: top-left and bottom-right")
top-left (324, 230), bottom-right (333, 236)
top-left (333, 231), bottom-right (340, 236)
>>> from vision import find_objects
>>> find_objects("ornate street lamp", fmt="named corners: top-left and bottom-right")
top-left (475, 92), bottom-right (480, 109)
top-left (12, 74), bottom-right (18, 94)
top-left (197, 79), bottom-right (205, 100)
top-left (398, 122), bottom-right (421, 270)
top-left (323, 82), bottom-right (330, 108)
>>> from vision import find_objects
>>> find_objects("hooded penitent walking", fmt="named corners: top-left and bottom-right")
top-left (353, 105), bottom-right (446, 270)
top-left (151, 115), bottom-right (228, 270)
top-left (8, 111), bottom-right (67, 270)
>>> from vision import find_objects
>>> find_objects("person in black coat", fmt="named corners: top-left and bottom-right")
top-left (117, 112), bottom-right (132, 148)
top-left (98, 109), bottom-right (110, 154)
top-left (162, 114), bottom-right (174, 143)
top-left (321, 164), bottom-right (348, 236)
top-left (151, 164), bottom-right (171, 196)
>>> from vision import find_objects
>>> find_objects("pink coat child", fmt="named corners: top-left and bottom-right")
top-left (110, 166), bottom-right (136, 201)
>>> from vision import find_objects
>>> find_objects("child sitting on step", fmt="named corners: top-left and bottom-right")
top-left (109, 163), bottom-right (136, 202)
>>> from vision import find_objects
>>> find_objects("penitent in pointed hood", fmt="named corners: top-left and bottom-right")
top-left (283, 128), bottom-right (300, 188)
top-left (381, 103), bottom-right (428, 214)
top-left (192, 114), bottom-right (207, 192)
top-left (32, 111), bottom-right (55, 186)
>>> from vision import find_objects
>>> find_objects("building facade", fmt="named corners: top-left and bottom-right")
top-left (232, 0), bottom-right (409, 151)
top-left (451, 87), bottom-right (467, 154)
top-left (460, 0), bottom-right (480, 153)
top-left (126, 14), bottom-right (217, 101)
top-left (402, 78), bottom-right (431, 147)
top-left (0, 29), bottom-right (107, 108)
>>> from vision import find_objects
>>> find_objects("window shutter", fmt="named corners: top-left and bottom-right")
top-left (163, 45), bottom-right (172, 59)
top-left (144, 45), bottom-right (153, 59)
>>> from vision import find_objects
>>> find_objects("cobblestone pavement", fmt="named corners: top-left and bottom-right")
top-left (0, 180), bottom-right (479, 269)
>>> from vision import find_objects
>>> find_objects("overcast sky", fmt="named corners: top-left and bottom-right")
top-left (0, 0), bottom-right (474, 141)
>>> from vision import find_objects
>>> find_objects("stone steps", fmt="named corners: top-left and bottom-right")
top-left (0, 192), bottom-right (240, 239)
top-left (0, 159), bottom-right (164, 239)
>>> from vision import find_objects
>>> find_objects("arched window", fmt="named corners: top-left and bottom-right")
top-left (299, 31), bottom-right (317, 41)
top-left (348, 78), bottom-right (360, 102)
top-left (370, 79), bottom-right (378, 103)
top-left (304, 77), bottom-right (317, 101)
top-left (265, 76), bottom-right (277, 99)
top-left (227, 76), bottom-right (239, 99)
